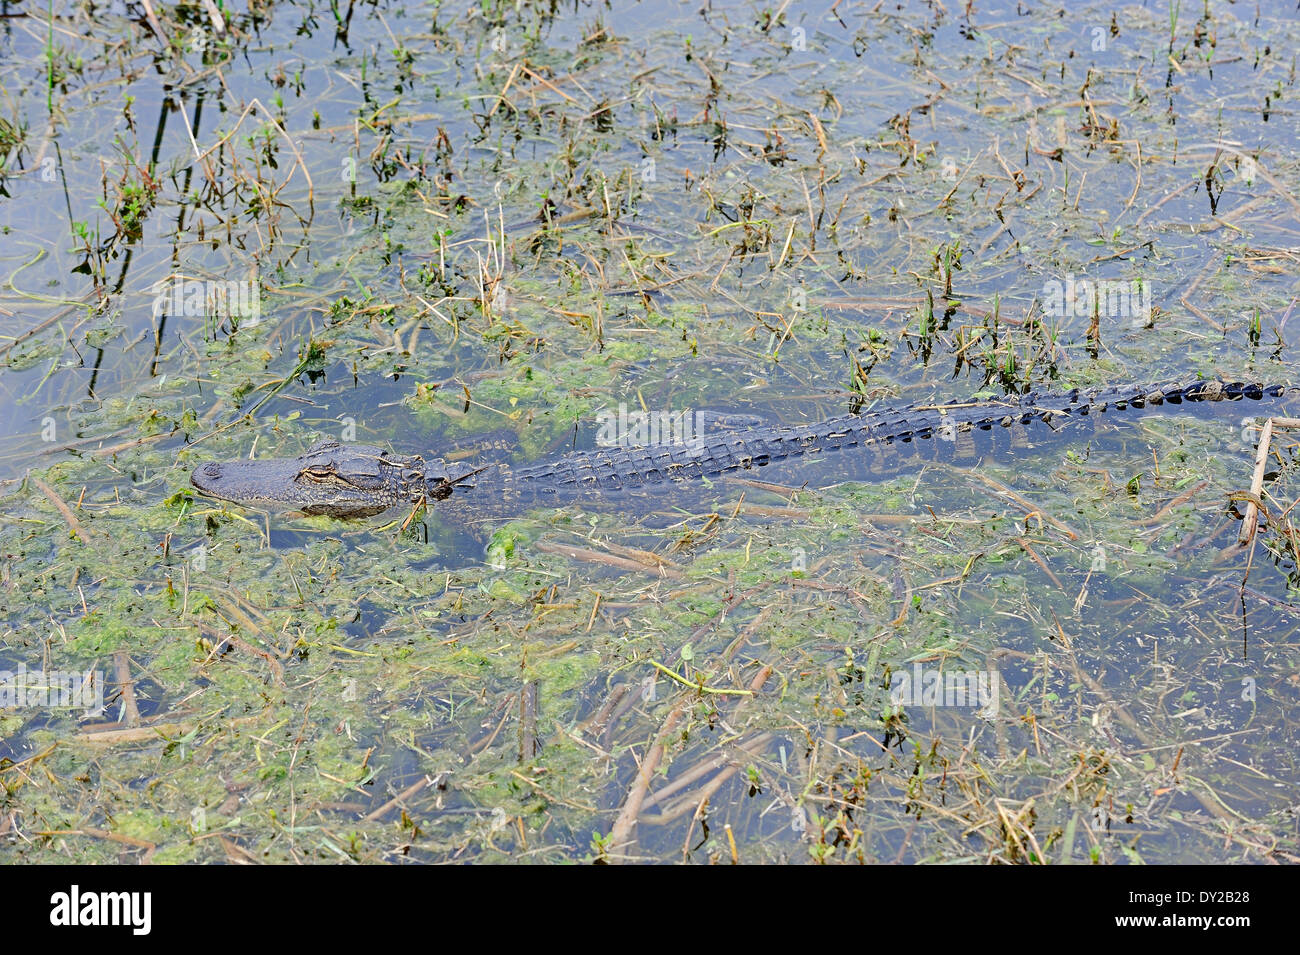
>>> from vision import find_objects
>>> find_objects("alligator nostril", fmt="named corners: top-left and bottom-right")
top-left (201, 463), bottom-right (222, 479)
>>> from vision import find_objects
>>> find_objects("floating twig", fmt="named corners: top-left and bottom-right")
top-left (31, 475), bottom-right (93, 542)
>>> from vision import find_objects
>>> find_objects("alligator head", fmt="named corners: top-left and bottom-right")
top-left (192, 440), bottom-right (453, 517)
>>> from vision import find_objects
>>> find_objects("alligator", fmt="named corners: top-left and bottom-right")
top-left (191, 379), bottom-right (1289, 519)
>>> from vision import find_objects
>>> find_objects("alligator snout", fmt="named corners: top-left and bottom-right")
top-left (193, 463), bottom-right (226, 494)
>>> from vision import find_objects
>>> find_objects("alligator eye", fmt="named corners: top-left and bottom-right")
top-left (298, 465), bottom-right (337, 483)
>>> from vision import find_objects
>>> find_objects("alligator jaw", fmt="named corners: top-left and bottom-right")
top-left (192, 459), bottom-right (396, 517)
top-left (191, 442), bottom-right (421, 517)
top-left (192, 458), bottom-right (303, 509)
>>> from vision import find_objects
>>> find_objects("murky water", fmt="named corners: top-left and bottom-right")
top-left (0, 0), bottom-right (1297, 863)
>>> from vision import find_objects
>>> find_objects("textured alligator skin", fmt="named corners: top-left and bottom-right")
top-left (190, 379), bottom-right (1288, 517)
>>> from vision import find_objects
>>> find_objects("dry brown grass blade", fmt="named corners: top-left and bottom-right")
top-left (199, 0), bottom-right (227, 35)
top-left (519, 680), bottom-right (539, 762)
top-left (1239, 416), bottom-right (1273, 546)
top-left (1138, 479), bottom-right (1209, 526)
top-left (964, 467), bottom-right (1080, 540)
top-left (112, 650), bottom-right (141, 727)
top-left (607, 700), bottom-right (687, 861)
top-left (1015, 536), bottom-right (1064, 591)
top-left (38, 828), bottom-right (157, 857)
top-left (31, 475), bottom-right (93, 542)
top-left (363, 775), bottom-right (432, 822)
top-left (197, 621), bottom-right (286, 687)
top-left (535, 540), bottom-right (683, 577)
top-left (136, 0), bottom-right (169, 46)
top-left (640, 733), bottom-right (774, 823)
top-left (77, 721), bottom-right (197, 746)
